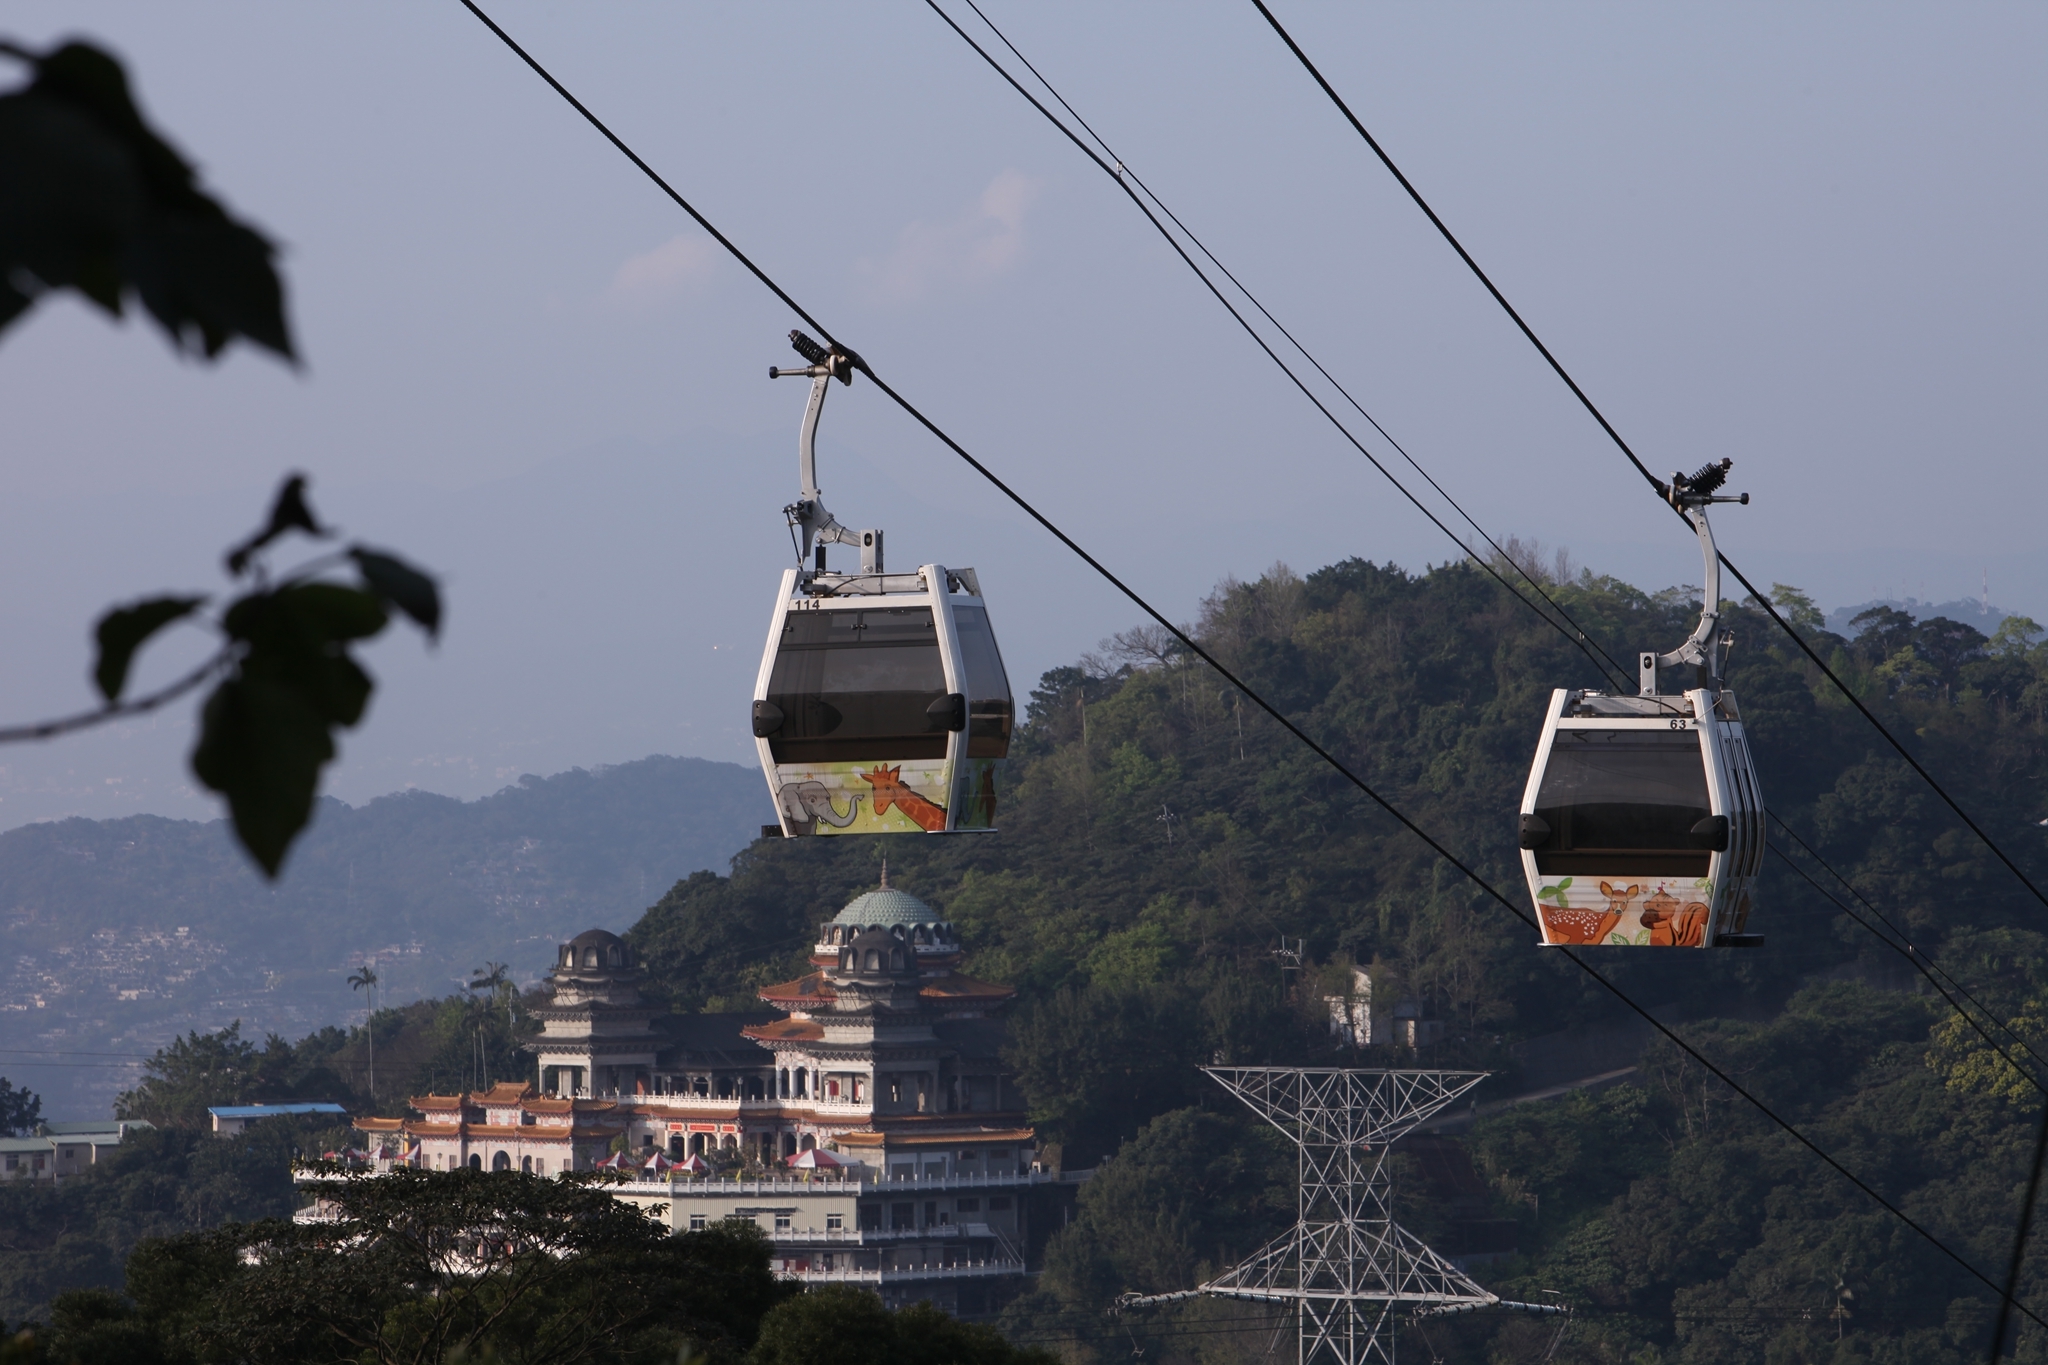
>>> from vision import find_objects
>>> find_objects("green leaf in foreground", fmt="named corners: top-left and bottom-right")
top-left (91, 594), bottom-right (203, 701)
top-left (0, 41), bottom-right (294, 360)
top-left (349, 546), bottom-right (441, 639)
top-left (197, 581), bottom-right (388, 876)
top-left (190, 673), bottom-right (336, 878)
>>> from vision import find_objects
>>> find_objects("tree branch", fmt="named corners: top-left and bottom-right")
top-left (0, 646), bottom-right (232, 743)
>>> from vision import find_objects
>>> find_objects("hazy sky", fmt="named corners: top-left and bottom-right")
top-left (0, 2), bottom-right (2041, 834)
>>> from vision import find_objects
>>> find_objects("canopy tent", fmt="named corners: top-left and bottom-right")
top-left (785, 1147), bottom-right (842, 1170)
top-left (674, 1154), bottom-right (711, 1175)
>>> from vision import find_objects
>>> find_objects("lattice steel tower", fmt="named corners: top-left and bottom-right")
top-left (1125, 1067), bottom-right (1555, 1364)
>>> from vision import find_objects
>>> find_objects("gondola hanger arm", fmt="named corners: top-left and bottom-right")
top-left (771, 330), bottom-right (872, 570)
top-left (1642, 459), bottom-right (1749, 696)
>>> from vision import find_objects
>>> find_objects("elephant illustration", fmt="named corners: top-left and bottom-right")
top-left (777, 781), bottom-right (860, 836)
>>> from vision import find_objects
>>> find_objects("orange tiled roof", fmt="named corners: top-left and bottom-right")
top-left (743, 1017), bottom-right (826, 1042)
top-left (758, 972), bottom-right (835, 1004)
top-left (478, 1081), bottom-right (535, 1103)
top-left (355, 1117), bottom-right (406, 1132)
top-left (919, 974), bottom-right (1014, 1001)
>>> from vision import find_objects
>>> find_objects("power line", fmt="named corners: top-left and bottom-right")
top-left (451, 1), bottom-right (2047, 1331)
top-left (942, 0), bottom-right (1638, 694)
top-left (1246, 0), bottom-right (2048, 927)
top-left (923, 0), bottom-right (1633, 697)
top-left (1247, 10), bottom-right (2048, 1344)
top-left (1769, 817), bottom-right (2048, 1086)
top-left (934, 0), bottom-right (2048, 1125)
top-left (1767, 842), bottom-right (2048, 1096)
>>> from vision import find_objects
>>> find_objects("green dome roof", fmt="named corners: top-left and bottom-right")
top-left (832, 885), bottom-right (939, 928)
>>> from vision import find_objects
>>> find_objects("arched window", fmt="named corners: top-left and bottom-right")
top-left (800, 1133), bottom-right (817, 1151)
top-left (468, 1154), bottom-right (482, 1171)
top-left (561, 946), bottom-right (573, 966)
top-left (841, 949), bottom-right (854, 970)
top-left (745, 1077), bottom-right (763, 1101)
top-left (890, 948), bottom-right (904, 971)
top-left (583, 947), bottom-right (598, 969)
top-left (608, 944), bottom-right (622, 967)
top-left (520, 1155), bottom-right (532, 1174)
top-left (492, 1151), bottom-right (510, 1171)
top-left (779, 1068), bottom-right (790, 1098)
top-left (796, 1069), bottom-right (808, 1098)
top-left (864, 950), bottom-right (881, 971)
top-left (913, 926), bottom-right (928, 945)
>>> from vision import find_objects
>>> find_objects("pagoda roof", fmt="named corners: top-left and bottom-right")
top-left (743, 1017), bottom-right (826, 1043)
top-left (756, 972), bottom-right (1014, 1008)
top-left (758, 972), bottom-right (835, 1005)
top-left (918, 974), bottom-right (1015, 1002)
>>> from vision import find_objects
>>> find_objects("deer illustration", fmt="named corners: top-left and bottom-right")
top-left (859, 766), bottom-right (948, 832)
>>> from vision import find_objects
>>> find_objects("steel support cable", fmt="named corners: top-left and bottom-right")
top-left (940, 0), bottom-right (1636, 692)
top-left (923, 0), bottom-right (1632, 697)
top-left (1771, 813), bottom-right (2048, 1083)
top-left (1249, 0), bottom-right (2048, 929)
top-left (452, 2), bottom-right (2048, 1331)
top-left (939, 0), bottom-right (2048, 1089)
top-left (1767, 841), bottom-right (2048, 1097)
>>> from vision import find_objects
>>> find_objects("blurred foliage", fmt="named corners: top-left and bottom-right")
top-left (0, 39), bottom-right (291, 357)
top-left (0, 39), bottom-right (440, 879)
top-left (2, 1170), bottom-right (791, 1365)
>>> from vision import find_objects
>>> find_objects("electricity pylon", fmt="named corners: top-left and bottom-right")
top-left (1121, 1067), bottom-right (1561, 1364)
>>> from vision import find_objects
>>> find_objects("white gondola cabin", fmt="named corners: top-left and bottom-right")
top-left (1518, 460), bottom-right (1765, 947)
top-left (751, 332), bottom-right (1013, 837)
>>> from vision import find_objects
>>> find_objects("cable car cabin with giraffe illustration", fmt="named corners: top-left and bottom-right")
top-left (752, 332), bottom-right (1013, 837)
top-left (1517, 460), bottom-right (1765, 948)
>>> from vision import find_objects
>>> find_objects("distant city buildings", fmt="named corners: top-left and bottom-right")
top-left (333, 875), bottom-right (1062, 1313)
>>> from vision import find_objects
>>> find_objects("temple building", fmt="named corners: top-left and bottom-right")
top-left (349, 874), bottom-right (1050, 1311)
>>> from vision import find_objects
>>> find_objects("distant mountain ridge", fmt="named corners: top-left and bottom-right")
top-left (0, 755), bottom-right (771, 1119)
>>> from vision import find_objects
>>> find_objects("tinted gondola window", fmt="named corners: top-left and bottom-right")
top-left (1533, 729), bottom-right (1711, 876)
top-left (952, 604), bottom-right (1013, 758)
top-left (766, 608), bottom-right (948, 762)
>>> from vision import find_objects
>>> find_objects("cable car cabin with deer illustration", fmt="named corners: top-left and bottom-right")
top-left (751, 331), bottom-right (1013, 836)
top-left (1516, 458), bottom-right (1766, 948)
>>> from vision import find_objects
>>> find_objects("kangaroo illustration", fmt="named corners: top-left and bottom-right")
top-left (777, 781), bottom-right (859, 836)
top-left (859, 766), bottom-right (948, 832)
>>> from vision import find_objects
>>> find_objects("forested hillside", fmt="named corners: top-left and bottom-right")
top-left (0, 755), bottom-right (768, 1118)
top-left (10, 552), bottom-right (2048, 1360)
top-left (626, 554), bottom-right (2048, 1362)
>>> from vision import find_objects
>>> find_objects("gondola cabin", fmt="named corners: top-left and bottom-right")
top-left (1519, 688), bottom-right (1763, 947)
top-left (752, 563), bottom-right (1012, 836)
top-left (750, 330), bottom-right (1014, 837)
